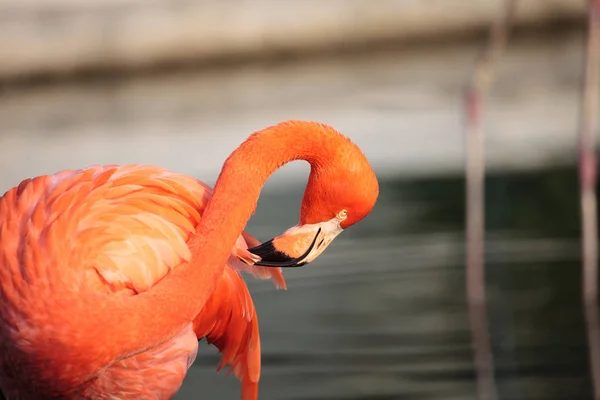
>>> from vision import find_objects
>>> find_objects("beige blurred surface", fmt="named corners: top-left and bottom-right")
top-left (0, 0), bottom-right (585, 80)
top-left (0, 28), bottom-right (583, 193)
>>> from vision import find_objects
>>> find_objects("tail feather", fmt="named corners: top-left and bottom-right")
top-left (193, 267), bottom-right (261, 400)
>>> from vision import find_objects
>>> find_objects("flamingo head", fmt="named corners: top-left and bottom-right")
top-left (245, 138), bottom-right (379, 268)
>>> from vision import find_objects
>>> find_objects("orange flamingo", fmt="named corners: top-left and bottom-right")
top-left (0, 120), bottom-right (379, 399)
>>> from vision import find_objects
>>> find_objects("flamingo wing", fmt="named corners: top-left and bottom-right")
top-left (73, 165), bottom-right (285, 295)
top-left (0, 164), bottom-right (284, 398)
top-left (193, 267), bottom-right (262, 400)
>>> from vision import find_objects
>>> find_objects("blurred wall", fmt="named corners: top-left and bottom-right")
top-left (0, 27), bottom-right (584, 192)
top-left (0, 0), bottom-right (584, 81)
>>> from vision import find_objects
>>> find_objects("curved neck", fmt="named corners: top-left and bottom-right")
top-left (54, 121), bottom-right (341, 382)
top-left (123, 122), bottom-right (336, 348)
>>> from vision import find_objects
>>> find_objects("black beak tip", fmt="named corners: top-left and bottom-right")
top-left (246, 228), bottom-right (321, 268)
top-left (247, 240), bottom-right (295, 266)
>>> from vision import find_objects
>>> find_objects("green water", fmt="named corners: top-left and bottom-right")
top-left (174, 164), bottom-right (594, 399)
top-left (0, 165), bottom-right (594, 399)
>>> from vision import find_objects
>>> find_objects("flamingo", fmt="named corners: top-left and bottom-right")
top-left (0, 120), bottom-right (379, 399)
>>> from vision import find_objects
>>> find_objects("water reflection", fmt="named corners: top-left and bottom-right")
top-left (0, 163), bottom-right (593, 399)
top-left (171, 165), bottom-right (596, 399)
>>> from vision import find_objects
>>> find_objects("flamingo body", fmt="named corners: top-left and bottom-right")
top-left (0, 120), bottom-right (379, 399)
top-left (0, 165), bottom-right (283, 399)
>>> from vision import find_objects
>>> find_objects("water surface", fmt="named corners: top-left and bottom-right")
top-left (176, 167), bottom-right (594, 399)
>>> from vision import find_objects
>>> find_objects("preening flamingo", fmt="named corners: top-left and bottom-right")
top-left (0, 120), bottom-right (379, 399)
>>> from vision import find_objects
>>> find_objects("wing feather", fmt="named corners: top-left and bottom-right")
top-left (193, 267), bottom-right (262, 400)
top-left (0, 164), bottom-right (286, 399)
top-left (50, 165), bottom-right (289, 294)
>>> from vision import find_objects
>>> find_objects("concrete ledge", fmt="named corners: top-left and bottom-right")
top-left (0, 0), bottom-right (585, 80)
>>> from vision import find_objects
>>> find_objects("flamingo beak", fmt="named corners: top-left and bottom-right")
top-left (246, 217), bottom-right (344, 268)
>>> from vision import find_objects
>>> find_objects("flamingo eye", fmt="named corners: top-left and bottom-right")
top-left (337, 209), bottom-right (348, 220)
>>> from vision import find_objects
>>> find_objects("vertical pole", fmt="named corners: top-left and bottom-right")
top-left (581, 1), bottom-right (600, 398)
top-left (465, 1), bottom-right (516, 399)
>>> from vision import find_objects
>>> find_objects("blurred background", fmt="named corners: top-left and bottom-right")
top-left (0, 0), bottom-right (595, 399)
